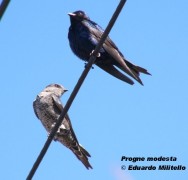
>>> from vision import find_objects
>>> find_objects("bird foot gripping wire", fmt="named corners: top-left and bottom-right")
top-left (49, 123), bottom-right (67, 141)
top-left (90, 50), bottom-right (101, 58)
top-left (84, 50), bottom-right (101, 69)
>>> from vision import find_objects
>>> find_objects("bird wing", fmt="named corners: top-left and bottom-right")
top-left (52, 95), bottom-right (92, 169)
top-left (51, 94), bottom-right (79, 144)
top-left (96, 63), bottom-right (134, 85)
top-left (85, 20), bottom-right (142, 82)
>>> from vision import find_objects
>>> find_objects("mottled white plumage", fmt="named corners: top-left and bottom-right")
top-left (33, 84), bottom-right (92, 169)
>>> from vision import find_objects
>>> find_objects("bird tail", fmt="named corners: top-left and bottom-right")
top-left (124, 59), bottom-right (151, 76)
top-left (117, 59), bottom-right (151, 85)
top-left (71, 143), bottom-right (93, 170)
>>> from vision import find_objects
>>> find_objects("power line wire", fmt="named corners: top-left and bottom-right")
top-left (0, 0), bottom-right (10, 20)
top-left (26, 0), bottom-right (127, 179)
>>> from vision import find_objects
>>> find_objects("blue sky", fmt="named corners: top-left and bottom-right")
top-left (1, 0), bottom-right (188, 179)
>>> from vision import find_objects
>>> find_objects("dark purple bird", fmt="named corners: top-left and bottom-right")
top-left (68, 10), bottom-right (151, 85)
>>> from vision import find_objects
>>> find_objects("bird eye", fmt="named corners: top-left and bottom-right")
top-left (54, 84), bottom-right (60, 88)
top-left (78, 12), bottom-right (82, 16)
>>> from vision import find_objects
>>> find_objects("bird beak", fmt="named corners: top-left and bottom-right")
top-left (68, 12), bottom-right (76, 17)
top-left (64, 89), bottom-right (68, 92)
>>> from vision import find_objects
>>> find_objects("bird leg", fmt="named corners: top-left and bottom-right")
top-left (90, 50), bottom-right (100, 57)
top-left (52, 122), bottom-right (69, 136)
top-left (49, 122), bottom-right (66, 141)
top-left (58, 124), bottom-right (69, 135)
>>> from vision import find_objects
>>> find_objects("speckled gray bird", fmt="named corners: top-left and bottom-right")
top-left (68, 10), bottom-right (151, 85)
top-left (33, 84), bottom-right (92, 169)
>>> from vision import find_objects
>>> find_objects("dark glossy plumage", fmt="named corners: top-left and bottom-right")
top-left (68, 10), bottom-right (151, 85)
top-left (33, 84), bottom-right (92, 169)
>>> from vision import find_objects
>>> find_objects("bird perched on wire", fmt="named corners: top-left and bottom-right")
top-left (68, 10), bottom-right (151, 85)
top-left (33, 84), bottom-right (92, 169)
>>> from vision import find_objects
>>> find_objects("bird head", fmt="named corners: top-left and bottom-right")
top-left (68, 10), bottom-right (89, 22)
top-left (44, 84), bottom-right (68, 96)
